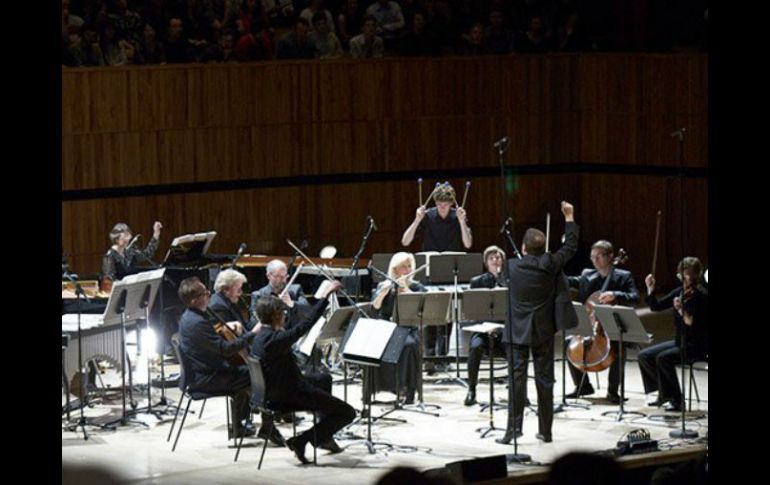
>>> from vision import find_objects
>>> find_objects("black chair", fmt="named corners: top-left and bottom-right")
top-left (167, 334), bottom-right (234, 452)
top-left (235, 355), bottom-right (317, 467)
top-left (681, 356), bottom-right (708, 411)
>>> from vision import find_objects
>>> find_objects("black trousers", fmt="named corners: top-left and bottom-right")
top-left (192, 365), bottom-right (251, 431)
top-left (466, 332), bottom-right (504, 389)
top-left (504, 337), bottom-right (554, 437)
top-left (638, 340), bottom-right (684, 403)
top-left (568, 340), bottom-right (628, 395)
top-left (424, 324), bottom-right (448, 357)
top-left (271, 373), bottom-right (356, 445)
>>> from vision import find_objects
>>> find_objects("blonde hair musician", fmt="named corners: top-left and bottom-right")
top-left (369, 251), bottom-right (425, 404)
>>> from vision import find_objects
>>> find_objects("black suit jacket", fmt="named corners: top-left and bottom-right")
top-left (567, 268), bottom-right (640, 305)
top-left (506, 221), bottom-right (579, 346)
top-left (250, 299), bottom-right (328, 401)
top-left (469, 271), bottom-right (505, 289)
top-left (178, 307), bottom-right (253, 386)
top-left (249, 283), bottom-right (311, 328)
top-left (209, 291), bottom-right (250, 329)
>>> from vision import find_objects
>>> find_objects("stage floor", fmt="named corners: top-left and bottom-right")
top-left (62, 343), bottom-right (708, 484)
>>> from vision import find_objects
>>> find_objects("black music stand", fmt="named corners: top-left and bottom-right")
top-left (397, 291), bottom-right (451, 415)
top-left (428, 253), bottom-right (483, 386)
top-left (461, 288), bottom-right (509, 438)
top-left (593, 305), bottom-right (651, 421)
top-left (103, 275), bottom-right (165, 428)
top-left (463, 322), bottom-right (505, 438)
top-left (123, 269), bottom-right (167, 421)
top-left (340, 318), bottom-right (398, 454)
top-left (555, 302), bottom-right (594, 412)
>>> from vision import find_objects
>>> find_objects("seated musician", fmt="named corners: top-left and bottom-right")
top-left (638, 257), bottom-right (708, 412)
top-left (564, 240), bottom-right (639, 404)
top-left (102, 221), bottom-right (163, 283)
top-left (371, 252), bottom-right (424, 404)
top-left (251, 280), bottom-right (355, 464)
top-left (210, 269), bottom-right (254, 330)
top-left (401, 182), bottom-right (472, 362)
top-left (249, 259), bottom-right (312, 328)
top-left (464, 245), bottom-right (507, 406)
top-left (177, 276), bottom-right (264, 439)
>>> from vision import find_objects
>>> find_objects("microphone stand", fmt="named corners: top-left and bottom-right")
top-left (63, 273), bottom-right (116, 439)
top-left (494, 138), bottom-right (530, 463)
top-left (669, 127), bottom-right (698, 439)
top-left (348, 218), bottom-right (376, 305)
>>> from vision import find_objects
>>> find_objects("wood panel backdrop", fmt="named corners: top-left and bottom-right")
top-left (62, 54), bottom-right (708, 291)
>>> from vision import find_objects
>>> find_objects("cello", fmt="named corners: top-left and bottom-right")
top-left (567, 249), bottom-right (628, 373)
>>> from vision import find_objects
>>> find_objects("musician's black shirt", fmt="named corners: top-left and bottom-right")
top-left (417, 208), bottom-right (467, 252)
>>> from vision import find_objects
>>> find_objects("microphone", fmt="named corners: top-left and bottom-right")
top-left (367, 216), bottom-right (378, 231)
top-left (236, 242), bottom-right (247, 258)
top-left (499, 217), bottom-right (513, 234)
top-left (670, 127), bottom-right (687, 139)
top-left (126, 234), bottom-right (141, 250)
top-left (231, 242), bottom-right (247, 268)
top-left (493, 136), bottom-right (510, 149)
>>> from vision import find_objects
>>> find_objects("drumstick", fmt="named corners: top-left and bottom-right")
top-left (418, 178), bottom-right (423, 206)
top-left (460, 181), bottom-right (471, 208)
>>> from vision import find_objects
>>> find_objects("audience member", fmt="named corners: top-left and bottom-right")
top-left (349, 15), bottom-right (384, 58)
top-left (276, 17), bottom-right (315, 59)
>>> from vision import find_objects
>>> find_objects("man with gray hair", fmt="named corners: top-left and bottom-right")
top-left (249, 259), bottom-right (311, 328)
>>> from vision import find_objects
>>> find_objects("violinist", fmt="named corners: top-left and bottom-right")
top-left (638, 257), bottom-right (708, 412)
top-left (464, 245), bottom-right (507, 406)
top-left (249, 259), bottom-right (311, 328)
top-left (565, 240), bottom-right (640, 403)
top-left (177, 277), bottom-right (269, 440)
top-left (370, 252), bottom-right (424, 404)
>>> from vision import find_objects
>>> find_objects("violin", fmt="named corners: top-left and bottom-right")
top-left (207, 307), bottom-right (248, 366)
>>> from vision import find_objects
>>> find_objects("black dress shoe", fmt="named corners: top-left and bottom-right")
top-left (664, 401), bottom-right (682, 412)
top-left (648, 397), bottom-right (668, 407)
top-left (565, 386), bottom-right (595, 398)
top-left (495, 430), bottom-right (523, 444)
top-left (464, 389), bottom-right (477, 406)
top-left (286, 436), bottom-right (311, 464)
top-left (319, 439), bottom-right (343, 454)
top-left (404, 389), bottom-right (416, 405)
top-left (258, 425), bottom-right (286, 446)
top-left (535, 433), bottom-right (552, 443)
top-left (229, 422), bottom-right (257, 439)
top-left (606, 393), bottom-right (629, 404)
top-left (281, 413), bottom-right (304, 424)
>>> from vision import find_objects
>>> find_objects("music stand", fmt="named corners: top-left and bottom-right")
top-left (397, 291), bottom-right (451, 415)
top-left (340, 318), bottom-right (398, 454)
top-left (104, 275), bottom-right (166, 428)
top-left (428, 253), bottom-right (483, 386)
top-left (555, 302), bottom-right (594, 412)
top-left (461, 288), bottom-right (508, 434)
top-left (122, 269), bottom-right (166, 420)
top-left (593, 305), bottom-right (652, 421)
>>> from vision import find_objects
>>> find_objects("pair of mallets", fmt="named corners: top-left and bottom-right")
top-left (418, 179), bottom-right (471, 209)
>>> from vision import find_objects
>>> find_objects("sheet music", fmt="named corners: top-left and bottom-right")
top-left (343, 318), bottom-right (395, 360)
top-left (462, 322), bottom-right (504, 334)
top-left (297, 316), bottom-right (326, 356)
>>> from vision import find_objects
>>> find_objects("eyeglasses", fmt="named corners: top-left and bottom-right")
top-left (194, 289), bottom-right (211, 300)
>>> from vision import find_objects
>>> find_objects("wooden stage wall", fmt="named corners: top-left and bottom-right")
top-left (62, 54), bottom-right (708, 290)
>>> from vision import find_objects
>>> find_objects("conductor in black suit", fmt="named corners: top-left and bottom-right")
top-left (497, 201), bottom-right (579, 444)
top-left (251, 280), bottom-right (355, 464)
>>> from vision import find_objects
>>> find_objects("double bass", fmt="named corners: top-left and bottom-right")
top-left (567, 249), bottom-right (628, 373)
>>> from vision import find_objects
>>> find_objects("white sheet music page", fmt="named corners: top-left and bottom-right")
top-left (344, 318), bottom-right (396, 360)
top-left (298, 316), bottom-right (326, 356)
